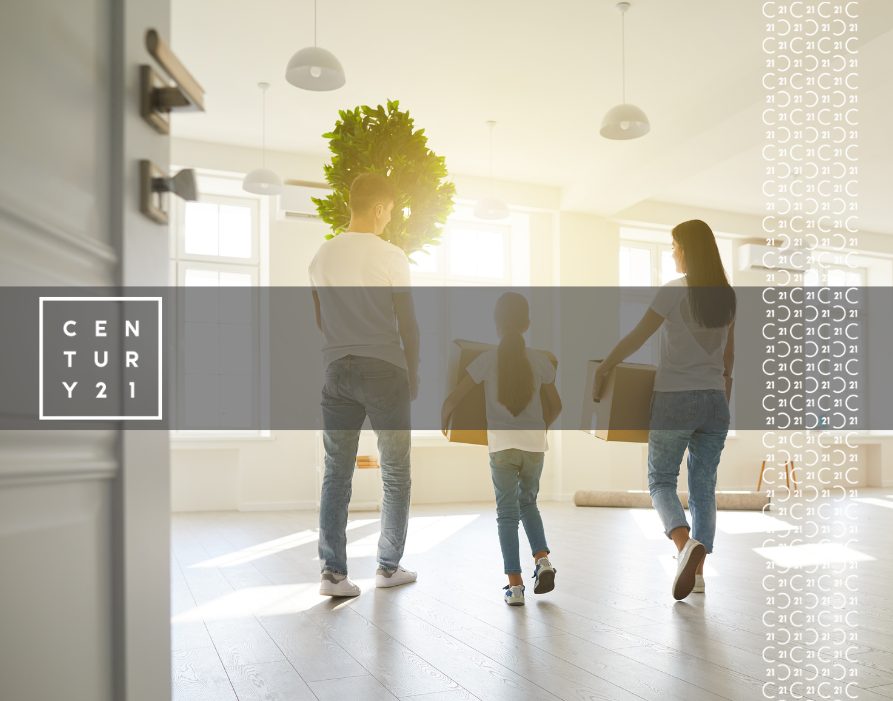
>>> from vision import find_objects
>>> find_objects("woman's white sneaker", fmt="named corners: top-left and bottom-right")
top-left (503, 584), bottom-right (525, 606)
top-left (673, 539), bottom-right (706, 600)
top-left (375, 565), bottom-right (417, 588)
top-left (319, 571), bottom-right (361, 597)
top-left (692, 574), bottom-right (705, 593)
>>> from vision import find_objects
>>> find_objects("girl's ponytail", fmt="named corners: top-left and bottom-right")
top-left (495, 294), bottom-right (534, 416)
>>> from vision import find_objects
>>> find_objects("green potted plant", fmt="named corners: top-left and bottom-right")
top-left (313, 99), bottom-right (456, 256)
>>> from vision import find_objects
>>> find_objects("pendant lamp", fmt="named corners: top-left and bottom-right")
top-left (243, 82), bottom-right (285, 195)
top-left (474, 120), bottom-right (510, 220)
top-left (601, 1), bottom-right (650, 140)
top-left (285, 0), bottom-right (345, 91)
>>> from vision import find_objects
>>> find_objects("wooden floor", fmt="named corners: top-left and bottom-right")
top-left (171, 490), bottom-right (893, 701)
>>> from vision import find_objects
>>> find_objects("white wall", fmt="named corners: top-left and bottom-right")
top-left (170, 138), bottom-right (893, 512)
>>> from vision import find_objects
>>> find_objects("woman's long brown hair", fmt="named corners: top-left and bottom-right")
top-left (495, 292), bottom-right (534, 417)
top-left (672, 219), bottom-right (736, 328)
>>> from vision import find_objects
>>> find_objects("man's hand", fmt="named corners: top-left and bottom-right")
top-left (592, 363), bottom-right (613, 402)
top-left (409, 373), bottom-right (420, 401)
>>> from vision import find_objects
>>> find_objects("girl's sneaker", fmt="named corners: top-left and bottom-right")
top-left (503, 584), bottom-right (525, 606)
top-left (533, 556), bottom-right (556, 594)
top-left (692, 574), bottom-right (705, 593)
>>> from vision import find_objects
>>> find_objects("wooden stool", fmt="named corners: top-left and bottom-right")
top-left (757, 460), bottom-right (798, 491)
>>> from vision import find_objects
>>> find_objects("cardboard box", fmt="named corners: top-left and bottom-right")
top-left (581, 359), bottom-right (656, 443)
top-left (445, 339), bottom-right (558, 446)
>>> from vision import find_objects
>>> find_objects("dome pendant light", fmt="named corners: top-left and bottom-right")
top-left (601, 1), bottom-right (650, 140)
top-left (285, 0), bottom-right (346, 91)
top-left (474, 120), bottom-right (510, 220)
top-left (243, 82), bottom-right (285, 195)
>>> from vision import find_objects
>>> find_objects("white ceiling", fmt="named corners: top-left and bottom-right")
top-left (171, 0), bottom-right (893, 232)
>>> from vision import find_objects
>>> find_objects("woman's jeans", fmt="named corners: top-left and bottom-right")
top-left (648, 390), bottom-right (730, 554)
top-left (489, 449), bottom-right (549, 575)
top-left (318, 356), bottom-right (412, 575)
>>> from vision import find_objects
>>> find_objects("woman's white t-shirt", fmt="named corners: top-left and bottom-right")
top-left (466, 348), bottom-right (555, 453)
top-left (649, 277), bottom-right (730, 392)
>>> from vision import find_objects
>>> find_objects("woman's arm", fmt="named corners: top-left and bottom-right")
top-left (441, 373), bottom-right (478, 435)
top-left (541, 382), bottom-right (563, 427)
top-left (723, 320), bottom-right (735, 402)
top-left (592, 309), bottom-right (664, 401)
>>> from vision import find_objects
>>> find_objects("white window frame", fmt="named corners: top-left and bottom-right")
top-left (619, 226), bottom-right (737, 435)
top-left (409, 203), bottom-right (528, 442)
top-left (169, 169), bottom-right (271, 442)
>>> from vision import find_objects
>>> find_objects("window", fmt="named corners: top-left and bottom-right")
top-left (408, 203), bottom-right (531, 438)
top-left (170, 172), bottom-right (270, 439)
top-left (619, 226), bottom-right (737, 435)
top-left (619, 228), bottom-right (734, 365)
top-left (802, 262), bottom-right (867, 432)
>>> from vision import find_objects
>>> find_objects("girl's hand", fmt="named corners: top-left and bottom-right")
top-left (592, 363), bottom-right (613, 402)
top-left (440, 407), bottom-right (452, 437)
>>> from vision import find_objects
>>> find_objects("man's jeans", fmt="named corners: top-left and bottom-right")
top-left (648, 390), bottom-right (730, 554)
top-left (489, 449), bottom-right (549, 575)
top-left (318, 355), bottom-right (411, 575)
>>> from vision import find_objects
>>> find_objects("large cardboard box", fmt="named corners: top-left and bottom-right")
top-left (581, 359), bottom-right (656, 443)
top-left (445, 339), bottom-right (558, 446)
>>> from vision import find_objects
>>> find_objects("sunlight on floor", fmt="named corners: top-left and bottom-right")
top-left (347, 514), bottom-right (479, 558)
top-left (715, 512), bottom-right (796, 535)
top-left (191, 518), bottom-right (379, 568)
top-left (631, 507), bottom-right (794, 540)
top-left (854, 497), bottom-right (893, 510)
top-left (629, 509), bottom-right (667, 540)
top-left (753, 543), bottom-right (874, 568)
top-left (171, 578), bottom-right (377, 623)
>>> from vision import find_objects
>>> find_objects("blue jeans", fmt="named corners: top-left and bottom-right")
top-left (648, 390), bottom-right (730, 554)
top-left (489, 449), bottom-right (549, 575)
top-left (318, 355), bottom-right (411, 575)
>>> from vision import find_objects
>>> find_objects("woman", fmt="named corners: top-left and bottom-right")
top-left (593, 220), bottom-right (735, 601)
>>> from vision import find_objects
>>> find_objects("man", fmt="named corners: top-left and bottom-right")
top-left (309, 173), bottom-right (420, 597)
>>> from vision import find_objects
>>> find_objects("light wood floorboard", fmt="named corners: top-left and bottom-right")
top-left (172, 488), bottom-right (893, 700)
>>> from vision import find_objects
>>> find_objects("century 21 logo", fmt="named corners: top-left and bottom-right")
top-left (39, 297), bottom-right (163, 421)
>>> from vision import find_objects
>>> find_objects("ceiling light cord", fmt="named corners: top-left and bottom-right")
top-left (488, 121), bottom-right (495, 181)
top-left (621, 9), bottom-right (626, 104)
top-left (261, 85), bottom-right (267, 168)
top-left (314, 0), bottom-right (318, 47)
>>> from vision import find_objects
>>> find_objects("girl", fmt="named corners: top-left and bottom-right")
top-left (442, 292), bottom-right (562, 606)
top-left (593, 220), bottom-right (735, 601)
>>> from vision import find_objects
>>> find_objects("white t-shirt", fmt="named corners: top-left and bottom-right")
top-left (649, 277), bottom-right (730, 392)
top-left (308, 232), bottom-right (412, 370)
top-left (466, 348), bottom-right (556, 453)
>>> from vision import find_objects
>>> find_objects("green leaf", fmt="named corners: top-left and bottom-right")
top-left (315, 98), bottom-right (455, 254)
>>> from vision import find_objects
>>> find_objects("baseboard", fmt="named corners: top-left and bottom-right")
top-left (348, 501), bottom-right (381, 512)
top-left (238, 500), bottom-right (318, 512)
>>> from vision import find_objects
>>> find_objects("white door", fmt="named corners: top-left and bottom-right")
top-left (0, 0), bottom-right (173, 699)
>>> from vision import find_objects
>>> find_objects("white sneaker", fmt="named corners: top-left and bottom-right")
top-left (673, 538), bottom-right (706, 600)
top-left (319, 571), bottom-right (360, 597)
top-left (503, 584), bottom-right (525, 606)
top-left (533, 556), bottom-right (556, 594)
top-left (692, 574), bottom-right (705, 593)
top-left (375, 565), bottom-right (417, 588)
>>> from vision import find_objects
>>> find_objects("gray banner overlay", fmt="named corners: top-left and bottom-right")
top-left (1, 287), bottom-right (886, 430)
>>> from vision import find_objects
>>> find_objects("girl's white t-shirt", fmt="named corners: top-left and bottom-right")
top-left (465, 348), bottom-right (556, 453)
top-left (649, 277), bottom-right (730, 392)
